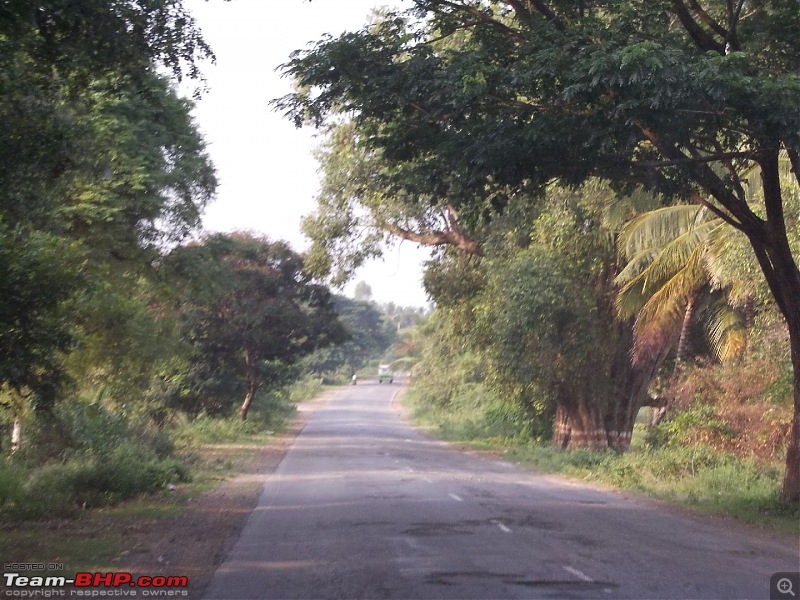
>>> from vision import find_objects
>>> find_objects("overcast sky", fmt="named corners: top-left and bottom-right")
top-left (184, 0), bottom-right (431, 307)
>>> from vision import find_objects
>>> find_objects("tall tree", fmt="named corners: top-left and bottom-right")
top-left (167, 234), bottom-right (345, 420)
top-left (277, 0), bottom-right (800, 502)
top-left (0, 225), bottom-right (82, 446)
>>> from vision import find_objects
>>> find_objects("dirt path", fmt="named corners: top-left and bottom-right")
top-left (119, 391), bottom-right (335, 598)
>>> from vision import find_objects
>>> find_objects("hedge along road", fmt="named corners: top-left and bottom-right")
top-left (203, 379), bottom-right (797, 599)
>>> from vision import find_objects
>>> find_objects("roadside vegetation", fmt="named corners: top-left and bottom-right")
top-left (402, 302), bottom-right (798, 530)
top-left (0, 378), bottom-right (320, 593)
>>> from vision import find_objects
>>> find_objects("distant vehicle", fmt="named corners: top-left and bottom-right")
top-left (378, 365), bottom-right (393, 384)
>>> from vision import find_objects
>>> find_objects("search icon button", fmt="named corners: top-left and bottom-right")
top-left (772, 572), bottom-right (800, 600)
top-left (779, 578), bottom-right (796, 596)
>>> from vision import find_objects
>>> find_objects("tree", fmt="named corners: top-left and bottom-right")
top-left (0, 0), bottom-right (215, 238)
top-left (277, 0), bottom-right (800, 501)
top-left (615, 203), bottom-right (751, 423)
top-left (354, 281), bottom-right (374, 303)
top-left (0, 225), bottom-right (83, 452)
top-left (167, 234), bottom-right (345, 420)
top-left (478, 247), bottom-right (612, 447)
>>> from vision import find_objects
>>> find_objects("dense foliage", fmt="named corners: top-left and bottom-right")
top-left (165, 234), bottom-right (346, 420)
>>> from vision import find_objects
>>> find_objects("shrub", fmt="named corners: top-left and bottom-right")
top-left (0, 460), bottom-right (25, 509)
top-left (10, 443), bottom-right (190, 519)
top-left (645, 405), bottom-right (735, 451)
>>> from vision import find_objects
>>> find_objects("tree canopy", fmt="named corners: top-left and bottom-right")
top-left (0, 0), bottom-right (216, 418)
top-left (166, 233), bottom-right (346, 420)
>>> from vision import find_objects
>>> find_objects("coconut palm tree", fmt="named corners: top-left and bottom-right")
top-left (614, 203), bottom-right (750, 423)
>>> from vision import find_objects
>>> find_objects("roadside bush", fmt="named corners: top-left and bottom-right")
top-left (409, 383), bottom-right (549, 444)
top-left (16, 443), bottom-right (190, 519)
top-left (171, 377), bottom-right (316, 446)
top-left (172, 412), bottom-right (267, 445)
top-left (16, 400), bottom-right (175, 465)
top-left (0, 460), bottom-right (25, 509)
top-left (645, 404), bottom-right (735, 451)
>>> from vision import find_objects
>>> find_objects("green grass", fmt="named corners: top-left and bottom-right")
top-left (405, 392), bottom-right (799, 534)
top-left (0, 520), bottom-right (124, 575)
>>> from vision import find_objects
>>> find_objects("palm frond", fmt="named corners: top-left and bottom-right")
top-left (616, 274), bottom-right (648, 319)
top-left (631, 251), bottom-right (705, 363)
top-left (704, 299), bottom-right (747, 363)
top-left (614, 247), bottom-right (662, 286)
top-left (618, 205), bottom-right (705, 259)
top-left (604, 188), bottom-right (661, 230)
top-left (639, 220), bottom-right (719, 296)
top-left (702, 222), bottom-right (736, 284)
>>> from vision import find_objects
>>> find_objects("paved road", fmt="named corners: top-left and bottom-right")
top-left (204, 381), bottom-right (798, 599)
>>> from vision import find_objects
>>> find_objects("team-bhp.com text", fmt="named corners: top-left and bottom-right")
top-left (3, 573), bottom-right (189, 598)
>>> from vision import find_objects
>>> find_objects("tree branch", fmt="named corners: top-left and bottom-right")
top-left (670, 0), bottom-right (726, 53)
top-left (503, 0), bottom-right (566, 31)
top-left (427, 0), bottom-right (527, 43)
top-left (383, 204), bottom-right (483, 256)
top-left (635, 120), bottom-right (765, 237)
top-left (385, 222), bottom-right (483, 256)
top-left (689, 192), bottom-right (741, 229)
top-left (686, 0), bottom-right (728, 39)
top-left (631, 151), bottom-right (751, 168)
top-left (760, 150), bottom-right (790, 251)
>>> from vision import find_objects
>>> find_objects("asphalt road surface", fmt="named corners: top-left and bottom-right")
top-left (204, 380), bottom-right (798, 600)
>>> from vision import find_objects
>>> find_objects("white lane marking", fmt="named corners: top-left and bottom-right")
top-left (495, 521), bottom-right (512, 533)
top-left (563, 566), bottom-right (593, 582)
top-left (448, 493), bottom-right (463, 502)
top-left (422, 477), bottom-right (433, 483)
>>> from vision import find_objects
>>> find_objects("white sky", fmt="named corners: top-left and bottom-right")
top-left (184, 0), bottom-right (431, 308)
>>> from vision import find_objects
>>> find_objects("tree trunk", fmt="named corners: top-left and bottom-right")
top-left (553, 401), bottom-right (607, 450)
top-left (747, 152), bottom-right (800, 503)
top-left (553, 405), bottom-right (571, 449)
top-left (239, 350), bottom-right (259, 421)
top-left (239, 385), bottom-right (256, 421)
top-left (11, 415), bottom-right (22, 455)
top-left (652, 294), bottom-right (696, 426)
top-left (782, 315), bottom-right (800, 503)
top-left (552, 320), bottom-right (671, 451)
top-left (607, 320), bottom-right (672, 450)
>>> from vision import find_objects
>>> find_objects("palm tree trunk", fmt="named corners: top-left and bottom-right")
top-left (652, 294), bottom-right (696, 426)
top-left (743, 296), bottom-right (754, 356)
